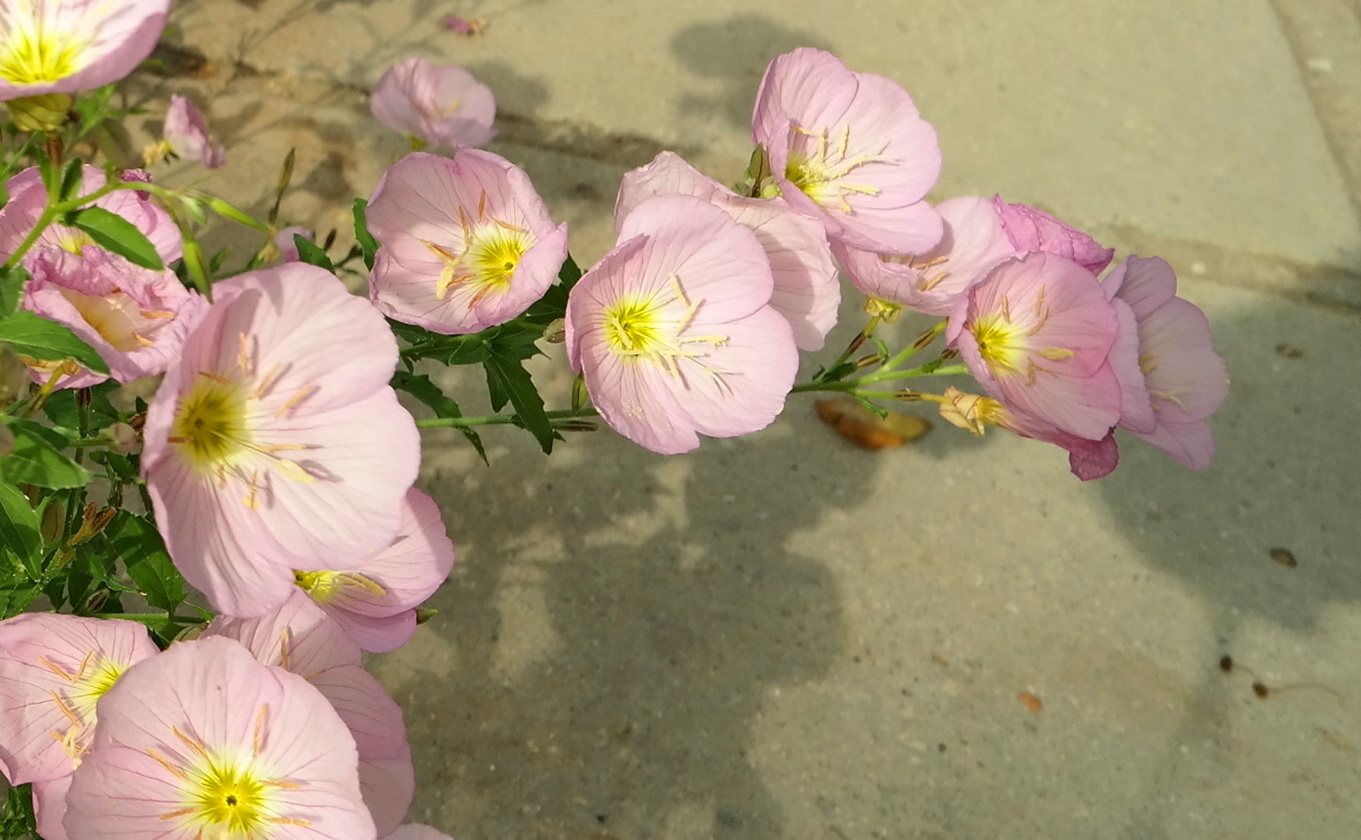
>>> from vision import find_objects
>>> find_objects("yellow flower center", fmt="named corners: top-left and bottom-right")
top-left (294, 569), bottom-right (385, 605)
top-left (971, 313), bottom-right (1026, 375)
top-left (0, 24), bottom-right (85, 86)
top-left (188, 759), bottom-right (271, 837)
top-left (599, 277), bottom-right (730, 392)
top-left (40, 650), bottom-right (131, 763)
top-left (603, 297), bottom-right (664, 355)
top-left (784, 125), bottom-right (892, 213)
top-left (170, 374), bottom-right (253, 474)
top-left (420, 194), bottom-right (537, 305)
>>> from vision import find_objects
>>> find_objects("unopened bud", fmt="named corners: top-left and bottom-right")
top-left (7, 93), bottom-right (73, 133)
top-left (109, 421), bottom-right (139, 455)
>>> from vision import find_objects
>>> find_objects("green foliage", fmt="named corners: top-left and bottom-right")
top-left (0, 417), bottom-right (90, 489)
top-left (292, 234), bottom-right (336, 273)
top-left (106, 512), bottom-right (186, 616)
top-left (63, 206), bottom-right (164, 270)
top-left (0, 484), bottom-right (41, 572)
top-left (0, 783), bottom-right (37, 840)
top-left (0, 264), bottom-right (25, 319)
top-left (484, 343), bottom-right (554, 454)
top-left (392, 370), bottom-right (487, 463)
top-left (353, 198), bottom-right (380, 270)
top-left (0, 310), bottom-right (109, 374)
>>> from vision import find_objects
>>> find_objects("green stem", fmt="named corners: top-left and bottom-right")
top-left (416, 407), bottom-right (599, 429)
top-left (856, 362), bottom-right (969, 385)
top-left (98, 612), bottom-right (208, 625)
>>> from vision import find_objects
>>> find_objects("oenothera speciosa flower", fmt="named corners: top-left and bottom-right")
top-left (370, 57), bottom-right (496, 153)
top-left (566, 194), bottom-right (798, 455)
top-left (206, 592), bottom-right (415, 835)
top-left (64, 636), bottom-right (377, 840)
top-left (293, 488), bottom-right (456, 654)
top-left (0, 614), bottom-right (158, 786)
top-left (140, 263), bottom-right (420, 618)
top-left (992, 197), bottom-right (1115, 275)
top-left (159, 94), bottom-right (226, 169)
top-left (0, 166), bottom-right (200, 389)
top-left (366, 150), bottom-right (568, 334)
top-left (0, 0), bottom-right (171, 100)
top-left (1102, 255), bottom-right (1228, 470)
top-left (752, 47), bottom-right (942, 255)
top-left (834, 196), bottom-right (1016, 319)
top-left (616, 151), bottom-right (840, 351)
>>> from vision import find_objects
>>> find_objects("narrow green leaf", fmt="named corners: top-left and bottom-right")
top-left (0, 310), bottom-right (109, 373)
top-left (292, 235), bottom-right (336, 273)
top-left (353, 198), bottom-right (379, 270)
top-left (58, 157), bottom-right (84, 202)
top-left (0, 263), bottom-right (26, 319)
top-left (0, 483), bottom-right (41, 571)
top-left (65, 206), bottom-right (164, 270)
top-left (105, 511), bottom-right (185, 613)
top-left (391, 370), bottom-right (488, 462)
top-left (0, 574), bottom-right (41, 619)
top-left (0, 417), bottom-right (90, 489)
top-left (484, 348), bottom-right (554, 453)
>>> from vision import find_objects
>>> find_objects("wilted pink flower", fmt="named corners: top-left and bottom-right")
top-left (371, 57), bottom-right (496, 153)
top-left (163, 94), bottom-right (226, 169)
top-left (294, 488), bottom-right (455, 653)
top-left (0, 166), bottom-right (195, 389)
top-left (992, 197), bottom-right (1115, 275)
top-left (939, 386), bottom-right (1120, 480)
top-left (140, 263), bottom-right (421, 618)
top-left (1104, 255), bottom-right (1228, 469)
top-left (0, 0), bottom-right (172, 100)
top-left (954, 252), bottom-right (1122, 441)
top-left (63, 636), bottom-right (376, 840)
top-left (0, 614), bottom-right (158, 785)
top-left (206, 592), bottom-right (415, 835)
top-left (366, 150), bottom-right (568, 334)
top-left (752, 48), bottom-right (942, 255)
top-left (566, 195), bottom-right (798, 454)
top-left (835, 196), bottom-right (1016, 318)
top-left (616, 151), bottom-right (839, 351)
top-left (386, 826), bottom-right (454, 840)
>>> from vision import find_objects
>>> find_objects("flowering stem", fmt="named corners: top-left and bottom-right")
top-left (98, 612), bottom-right (208, 625)
top-left (417, 407), bottom-right (599, 429)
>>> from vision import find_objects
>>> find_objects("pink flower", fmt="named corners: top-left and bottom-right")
top-left (205, 592), bottom-right (415, 836)
top-left (566, 195), bottom-right (798, 454)
top-left (63, 636), bottom-right (377, 840)
top-left (294, 488), bottom-right (456, 653)
top-left (163, 94), bottom-right (226, 169)
top-left (616, 151), bottom-right (839, 351)
top-left (0, 166), bottom-right (196, 388)
top-left (366, 150), bottom-right (568, 334)
top-left (140, 263), bottom-right (421, 618)
top-left (33, 773), bottom-right (73, 840)
top-left (370, 57), bottom-right (496, 153)
top-left (273, 225), bottom-right (314, 263)
top-left (1104, 256), bottom-right (1228, 469)
top-left (0, 614), bottom-right (158, 785)
top-left (834, 196), bottom-right (1016, 318)
top-left (752, 48), bottom-right (943, 255)
top-left (0, 0), bottom-right (172, 100)
top-left (991, 197), bottom-right (1115, 275)
top-left (954, 252), bottom-right (1122, 441)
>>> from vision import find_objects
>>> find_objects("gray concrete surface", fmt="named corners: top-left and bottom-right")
top-left (142, 1), bottom-right (1361, 837)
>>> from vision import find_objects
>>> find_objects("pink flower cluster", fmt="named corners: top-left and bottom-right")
top-left (0, 610), bottom-right (435, 840)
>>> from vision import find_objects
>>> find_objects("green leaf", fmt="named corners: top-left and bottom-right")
top-left (64, 206), bottom-right (164, 270)
top-left (0, 417), bottom-right (90, 489)
top-left (391, 370), bottom-right (487, 463)
top-left (0, 263), bottom-right (25, 319)
top-left (105, 511), bottom-right (185, 614)
top-left (0, 574), bottom-right (41, 619)
top-left (0, 310), bottom-right (109, 373)
top-left (42, 380), bottom-right (122, 431)
top-left (58, 158), bottom-right (84, 203)
top-left (292, 235), bottom-right (336, 273)
top-left (483, 346), bottom-right (554, 453)
top-left (0, 483), bottom-right (41, 572)
top-left (353, 198), bottom-right (380, 270)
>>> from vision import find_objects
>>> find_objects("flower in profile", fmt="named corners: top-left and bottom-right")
top-left (0, 614), bottom-right (158, 785)
top-left (992, 197), bottom-right (1115, 275)
top-left (566, 194), bottom-right (798, 454)
top-left (616, 151), bottom-right (840, 351)
top-left (1104, 255), bottom-right (1228, 469)
top-left (205, 592), bottom-right (415, 836)
top-left (63, 636), bottom-right (376, 840)
top-left (752, 48), bottom-right (943, 255)
top-left (294, 488), bottom-right (456, 653)
top-left (366, 150), bottom-right (568, 334)
top-left (953, 252), bottom-right (1122, 441)
top-left (0, 0), bottom-right (172, 101)
top-left (834, 196), bottom-right (1016, 319)
top-left (140, 263), bottom-right (421, 618)
top-left (370, 57), bottom-right (496, 153)
top-left (158, 94), bottom-right (226, 169)
top-left (0, 165), bottom-right (196, 389)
